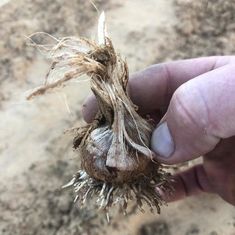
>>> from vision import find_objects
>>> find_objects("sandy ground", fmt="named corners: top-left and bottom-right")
top-left (0, 0), bottom-right (235, 234)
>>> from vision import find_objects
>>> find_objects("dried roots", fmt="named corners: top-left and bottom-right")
top-left (63, 169), bottom-right (172, 216)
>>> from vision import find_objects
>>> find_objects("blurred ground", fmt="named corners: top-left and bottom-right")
top-left (0, 0), bottom-right (235, 234)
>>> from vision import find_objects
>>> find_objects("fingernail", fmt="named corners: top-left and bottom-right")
top-left (151, 122), bottom-right (174, 158)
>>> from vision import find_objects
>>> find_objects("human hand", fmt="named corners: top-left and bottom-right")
top-left (82, 56), bottom-right (235, 205)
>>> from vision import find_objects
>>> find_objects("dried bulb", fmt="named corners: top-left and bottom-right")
top-left (27, 12), bottom-right (171, 214)
top-left (81, 125), bottom-right (154, 183)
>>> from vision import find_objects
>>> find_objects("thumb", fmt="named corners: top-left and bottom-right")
top-left (151, 64), bottom-right (235, 164)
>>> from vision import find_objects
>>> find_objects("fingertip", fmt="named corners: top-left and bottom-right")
top-left (151, 122), bottom-right (174, 158)
top-left (82, 95), bottom-right (98, 123)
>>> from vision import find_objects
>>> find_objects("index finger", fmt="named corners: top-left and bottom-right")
top-left (83, 56), bottom-right (234, 123)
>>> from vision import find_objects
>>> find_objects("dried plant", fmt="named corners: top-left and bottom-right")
top-left (27, 12), bottom-right (172, 216)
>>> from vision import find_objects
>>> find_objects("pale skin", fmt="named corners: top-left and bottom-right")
top-left (82, 56), bottom-right (235, 206)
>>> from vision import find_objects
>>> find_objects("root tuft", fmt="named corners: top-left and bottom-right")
top-left (63, 170), bottom-right (172, 215)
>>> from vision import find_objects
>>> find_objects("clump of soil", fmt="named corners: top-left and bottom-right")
top-left (137, 220), bottom-right (171, 235)
top-left (185, 224), bottom-right (200, 235)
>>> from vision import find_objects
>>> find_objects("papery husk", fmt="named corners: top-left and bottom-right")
top-left (27, 12), bottom-right (172, 214)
